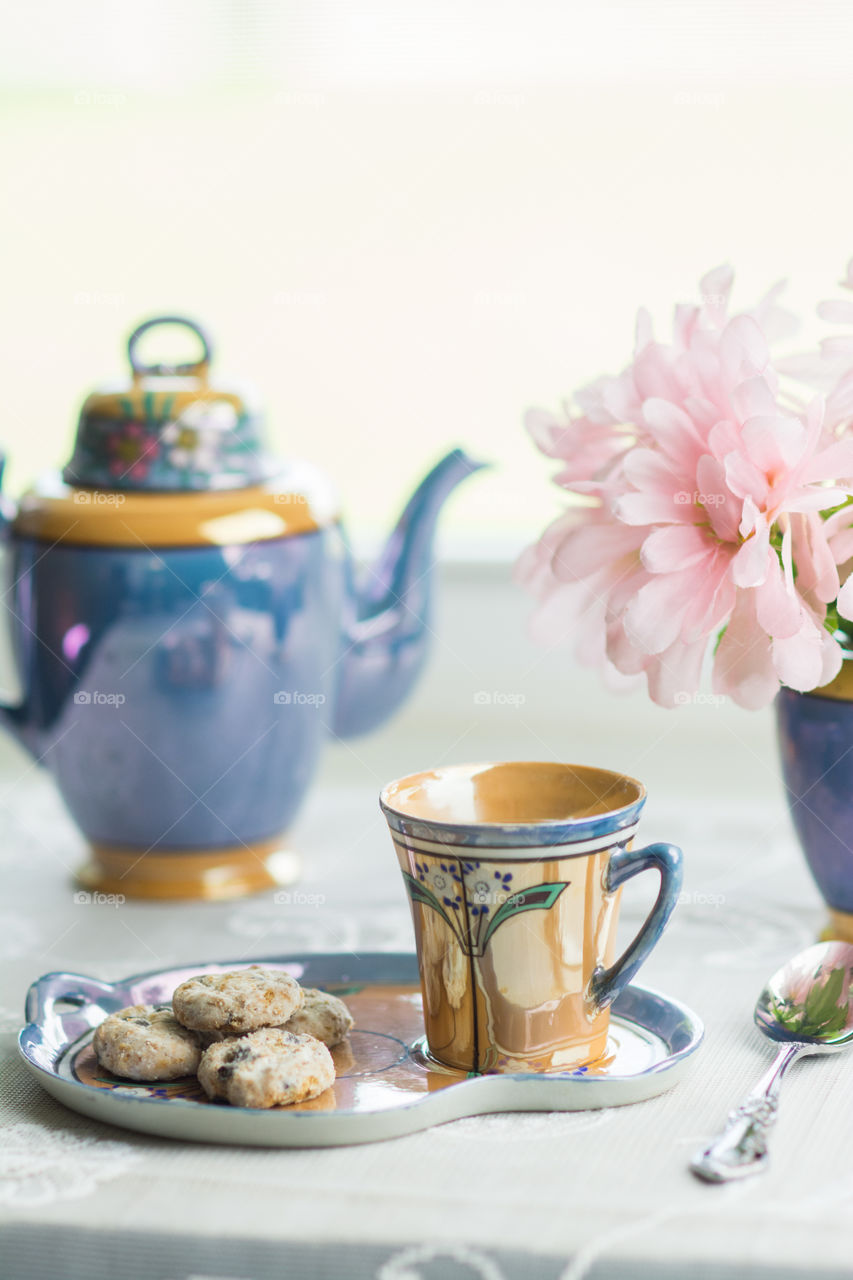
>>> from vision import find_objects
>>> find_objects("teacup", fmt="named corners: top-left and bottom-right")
top-left (380, 760), bottom-right (683, 1073)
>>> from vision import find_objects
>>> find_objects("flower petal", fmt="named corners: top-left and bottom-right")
top-left (830, 527), bottom-right (853, 566)
top-left (772, 617), bottom-right (829, 692)
top-left (818, 626), bottom-right (844, 688)
top-left (836, 573), bottom-right (853, 622)
top-left (524, 407), bottom-right (566, 457)
top-left (732, 524), bottom-right (770, 588)
top-left (821, 335), bottom-right (853, 359)
top-left (800, 439), bottom-right (853, 484)
top-left (700, 263), bottom-right (734, 309)
top-left (696, 455), bottom-right (741, 541)
top-left (822, 506), bottom-right (853, 540)
top-left (740, 414), bottom-right (806, 471)
top-left (783, 487), bottom-right (852, 513)
top-left (681, 557), bottom-right (736, 641)
top-left (720, 315), bottom-right (770, 383)
top-left (754, 552), bottom-right (803, 639)
top-left (614, 490), bottom-right (688, 526)
top-left (632, 347), bottom-right (685, 403)
top-left (550, 522), bottom-right (643, 583)
top-left (731, 376), bottom-right (778, 422)
top-left (724, 450), bottom-right (768, 505)
top-left (642, 397), bottom-right (705, 450)
top-left (712, 591), bottom-right (779, 709)
top-left (640, 525), bottom-right (712, 574)
top-left (622, 448), bottom-right (683, 494)
top-left (622, 568), bottom-right (696, 654)
top-left (817, 299), bottom-right (853, 323)
top-left (645, 635), bottom-right (708, 708)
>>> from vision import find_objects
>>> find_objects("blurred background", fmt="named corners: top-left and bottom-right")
top-left (3, 0), bottom-right (853, 556)
top-left (3, 0), bottom-right (852, 804)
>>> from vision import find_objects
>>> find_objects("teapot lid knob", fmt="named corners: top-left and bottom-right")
top-left (63, 314), bottom-right (277, 493)
top-left (127, 315), bottom-right (213, 381)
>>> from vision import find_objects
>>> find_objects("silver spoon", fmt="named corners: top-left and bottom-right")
top-left (690, 940), bottom-right (853, 1183)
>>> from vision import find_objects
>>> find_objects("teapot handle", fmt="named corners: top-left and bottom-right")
top-left (0, 454), bottom-right (25, 712)
top-left (128, 315), bottom-right (213, 380)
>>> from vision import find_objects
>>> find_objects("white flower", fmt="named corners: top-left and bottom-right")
top-left (175, 398), bottom-right (238, 434)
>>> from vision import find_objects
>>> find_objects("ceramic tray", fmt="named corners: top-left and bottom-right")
top-left (19, 952), bottom-right (704, 1147)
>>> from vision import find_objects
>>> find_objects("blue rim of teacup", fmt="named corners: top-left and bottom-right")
top-left (379, 761), bottom-right (646, 850)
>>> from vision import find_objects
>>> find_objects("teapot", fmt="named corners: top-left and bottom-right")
top-left (1, 316), bottom-right (483, 898)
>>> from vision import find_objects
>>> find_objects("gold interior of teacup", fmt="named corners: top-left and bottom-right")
top-left (381, 761), bottom-right (644, 826)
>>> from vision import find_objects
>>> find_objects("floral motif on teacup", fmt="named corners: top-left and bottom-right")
top-left (403, 853), bottom-right (567, 957)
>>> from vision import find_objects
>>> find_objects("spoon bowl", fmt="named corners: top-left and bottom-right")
top-left (755, 940), bottom-right (853, 1047)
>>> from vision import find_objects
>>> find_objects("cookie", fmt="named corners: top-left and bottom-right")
top-left (93, 1004), bottom-right (201, 1081)
top-left (195, 988), bottom-right (354, 1048)
top-left (172, 967), bottom-right (303, 1034)
top-left (284, 988), bottom-right (353, 1047)
top-left (197, 1028), bottom-right (335, 1108)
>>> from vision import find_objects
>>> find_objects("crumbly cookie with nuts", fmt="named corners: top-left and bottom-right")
top-left (197, 1027), bottom-right (335, 1108)
top-left (283, 988), bottom-right (354, 1047)
top-left (196, 988), bottom-right (354, 1048)
top-left (171, 967), bottom-right (303, 1034)
top-left (93, 1004), bottom-right (201, 1081)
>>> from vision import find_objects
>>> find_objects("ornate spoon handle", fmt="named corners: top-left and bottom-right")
top-left (690, 1043), bottom-right (806, 1183)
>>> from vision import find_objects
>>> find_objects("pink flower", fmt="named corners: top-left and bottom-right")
top-left (519, 268), bottom-right (853, 708)
top-left (776, 943), bottom-right (853, 1015)
top-left (779, 263), bottom-right (853, 630)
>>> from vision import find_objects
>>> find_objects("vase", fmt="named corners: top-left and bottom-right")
top-left (776, 660), bottom-right (853, 941)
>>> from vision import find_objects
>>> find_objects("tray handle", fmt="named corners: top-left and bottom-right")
top-left (25, 971), bottom-right (120, 1028)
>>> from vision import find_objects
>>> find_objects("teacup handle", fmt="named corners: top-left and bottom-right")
top-left (588, 842), bottom-right (683, 1011)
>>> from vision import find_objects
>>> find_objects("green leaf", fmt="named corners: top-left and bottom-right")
top-left (817, 1004), bottom-right (850, 1037)
top-left (804, 965), bottom-right (845, 1027)
top-left (401, 872), bottom-right (459, 937)
top-left (769, 967), bottom-right (853, 1038)
top-left (821, 496), bottom-right (853, 523)
top-left (481, 882), bottom-right (569, 952)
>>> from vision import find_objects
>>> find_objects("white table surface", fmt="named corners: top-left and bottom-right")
top-left (2, 709), bottom-right (853, 1280)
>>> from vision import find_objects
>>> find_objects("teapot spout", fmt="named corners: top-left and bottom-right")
top-left (332, 448), bottom-right (486, 738)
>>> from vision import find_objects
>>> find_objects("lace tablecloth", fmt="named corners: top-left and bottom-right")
top-left (3, 754), bottom-right (853, 1280)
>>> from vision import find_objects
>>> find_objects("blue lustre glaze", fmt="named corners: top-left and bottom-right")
top-left (0, 448), bottom-right (483, 857)
top-left (381, 794), bottom-right (647, 848)
top-left (776, 685), bottom-right (853, 913)
top-left (6, 532), bottom-right (342, 849)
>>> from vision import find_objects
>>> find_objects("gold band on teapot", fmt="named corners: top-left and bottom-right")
top-left (78, 837), bottom-right (300, 900)
top-left (13, 474), bottom-right (339, 547)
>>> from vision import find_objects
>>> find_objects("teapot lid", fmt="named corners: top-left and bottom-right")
top-left (63, 315), bottom-right (277, 492)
